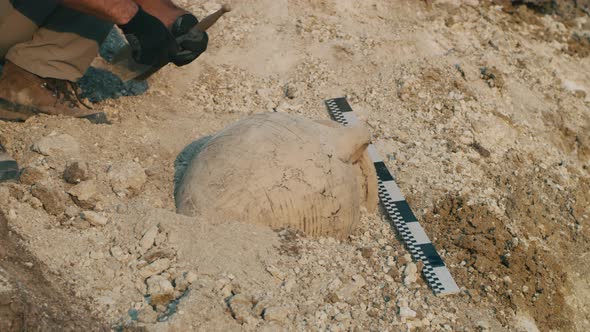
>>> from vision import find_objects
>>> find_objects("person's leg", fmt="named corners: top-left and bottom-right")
top-left (5, 4), bottom-right (114, 81)
top-left (0, 1), bottom-right (111, 123)
top-left (0, 0), bottom-right (42, 59)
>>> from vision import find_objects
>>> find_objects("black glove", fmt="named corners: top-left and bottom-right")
top-left (170, 14), bottom-right (209, 67)
top-left (119, 7), bottom-right (178, 67)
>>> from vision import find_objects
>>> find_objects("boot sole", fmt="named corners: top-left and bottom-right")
top-left (0, 160), bottom-right (19, 182)
top-left (0, 98), bottom-right (110, 124)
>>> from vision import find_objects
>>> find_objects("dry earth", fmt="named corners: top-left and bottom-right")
top-left (1, 0), bottom-right (589, 331)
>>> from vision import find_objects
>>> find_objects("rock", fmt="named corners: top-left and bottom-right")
top-left (64, 205), bottom-right (80, 219)
top-left (110, 246), bottom-right (129, 262)
top-left (71, 216), bottom-right (91, 230)
top-left (139, 258), bottom-right (171, 279)
top-left (403, 262), bottom-right (418, 286)
top-left (284, 84), bottom-right (298, 99)
top-left (174, 273), bottom-right (191, 292)
top-left (228, 294), bottom-right (255, 324)
top-left (30, 183), bottom-right (66, 215)
top-left (185, 271), bottom-right (198, 284)
top-left (80, 211), bottom-right (108, 226)
top-left (141, 248), bottom-right (176, 263)
top-left (19, 167), bottom-right (47, 185)
top-left (360, 247), bottom-right (373, 259)
top-left (137, 308), bottom-right (158, 323)
top-left (399, 306), bottom-right (417, 319)
top-left (63, 162), bottom-right (89, 184)
top-left (109, 161), bottom-right (147, 197)
top-left (31, 134), bottom-right (80, 157)
top-left (139, 225), bottom-right (158, 254)
top-left (68, 180), bottom-right (99, 209)
top-left (328, 278), bottom-right (343, 291)
top-left (146, 275), bottom-right (175, 306)
top-left (334, 312), bottom-right (351, 322)
top-left (263, 306), bottom-right (290, 323)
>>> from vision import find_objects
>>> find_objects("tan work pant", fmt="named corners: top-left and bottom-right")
top-left (0, 0), bottom-right (112, 81)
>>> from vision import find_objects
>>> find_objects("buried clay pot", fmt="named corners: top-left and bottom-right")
top-left (174, 112), bottom-right (378, 239)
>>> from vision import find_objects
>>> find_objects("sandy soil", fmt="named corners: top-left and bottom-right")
top-left (0, 0), bottom-right (589, 331)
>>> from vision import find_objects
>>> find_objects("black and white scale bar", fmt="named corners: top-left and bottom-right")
top-left (325, 97), bottom-right (459, 296)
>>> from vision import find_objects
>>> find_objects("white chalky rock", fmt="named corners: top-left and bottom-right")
top-left (146, 275), bottom-right (175, 306)
top-left (32, 133), bottom-right (80, 157)
top-left (174, 112), bottom-right (378, 239)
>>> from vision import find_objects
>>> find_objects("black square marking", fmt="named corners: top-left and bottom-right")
top-left (419, 243), bottom-right (445, 268)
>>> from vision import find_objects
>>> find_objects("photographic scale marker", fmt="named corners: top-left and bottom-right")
top-left (325, 97), bottom-right (460, 296)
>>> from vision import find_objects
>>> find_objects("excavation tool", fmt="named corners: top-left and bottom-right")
top-left (107, 5), bottom-right (231, 81)
top-left (325, 97), bottom-right (460, 296)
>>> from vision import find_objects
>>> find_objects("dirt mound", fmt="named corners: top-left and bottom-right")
top-left (0, 214), bottom-right (107, 331)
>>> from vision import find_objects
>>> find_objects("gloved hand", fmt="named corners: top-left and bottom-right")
top-left (119, 7), bottom-right (178, 67)
top-left (170, 14), bottom-right (209, 67)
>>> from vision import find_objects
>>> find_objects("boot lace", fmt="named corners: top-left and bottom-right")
top-left (42, 79), bottom-right (93, 110)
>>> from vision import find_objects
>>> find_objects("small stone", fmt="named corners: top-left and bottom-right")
top-left (139, 258), bottom-right (171, 279)
top-left (63, 161), bottom-right (89, 184)
top-left (68, 180), bottom-right (99, 209)
top-left (80, 211), bottom-right (108, 226)
top-left (228, 294), bottom-right (255, 324)
top-left (285, 84), bottom-right (298, 99)
top-left (64, 205), bottom-right (80, 219)
top-left (141, 248), bottom-right (176, 263)
top-left (404, 262), bottom-right (418, 286)
top-left (31, 134), bottom-right (80, 157)
top-left (399, 306), bottom-right (417, 319)
top-left (334, 312), bottom-right (351, 322)
top-left (19, 167), bottom-right (47, 185)
top-left (110, 246), bottom-right (129, 262)
top-left (71, 216), bottom-right (91, 230)
top-left (328, 278), bottom-right (342, 290)
top-left (146, 275), bottom-right (175, 306)
top-left (263, 306), bottom-right (290, 323)
top-left (185, 271), bottom-right (198, 284)
top-left (360, 247), bottom-right (373, 259)
top-left (139, 225), bottom-right (158, 254)
top-left (137, 308), bottom-right (158, 323)
top-left (109, 161), bottom-right (147, 197)
top-left (30, 183), bottom-right (66, 215)
top-left (174, 274), bottom-right (191, 292)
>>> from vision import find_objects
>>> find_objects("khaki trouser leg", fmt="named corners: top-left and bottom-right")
top-left (0, 0), bottom-right (113, 81)
top-left (0, 0), bottom-right (38, 58)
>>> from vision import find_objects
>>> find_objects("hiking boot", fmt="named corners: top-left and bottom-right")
top-left (0, 61), bottom-right (108, 124)
top-left (0, 143), bottom-right (18, 182)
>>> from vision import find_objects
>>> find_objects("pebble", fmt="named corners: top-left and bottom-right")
top-left (399, 306), bottom-right (417, 319)
top-left (139, 225), bottom-right (159, 254)
top-left (63, 161), bottom-right (90, 184)
top-left (228, 294), bottom-right (255, 324)
top-left (403, 262), bottom-right (418, 286)
top-left (146, 275), bottom-right (175, 306)
top-left (138, 258), bottom-right (171, 279)
top-left (18, 167), bottom-right (47, 185)
top-left (71, 217), bottom-right (91, 230)
top-left (30, 183), bottom-right (66, 216)
top-left (109, 161), bottom-right (147, 197)
top-left (141, 248), bottom-right (176, 263)
top-left (81, 211), bottom-right (108, 226)
top-left (263, 306), bottom-right (290, 323)
top-left (68, 180), bottom-right (99, 209)
top-left (31, 133), bottom-right (80, 157)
